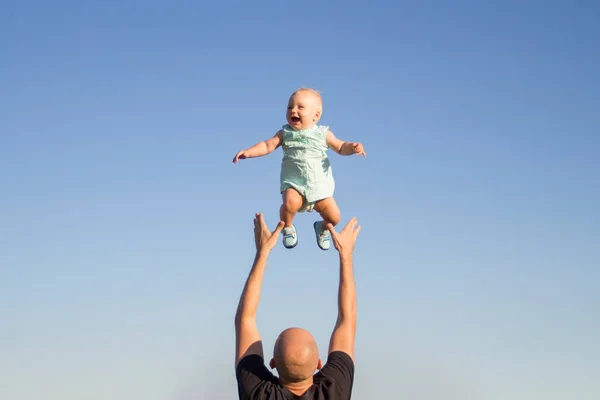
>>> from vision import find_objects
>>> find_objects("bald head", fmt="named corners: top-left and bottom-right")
top-left (271, 327), bottom-right (321, 382)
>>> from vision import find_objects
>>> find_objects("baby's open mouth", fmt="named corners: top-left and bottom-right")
top-left (291, 116), bottom-right (300, 123)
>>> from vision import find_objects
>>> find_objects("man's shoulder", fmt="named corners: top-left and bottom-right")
top-left (324, 351), bottom-right (354, 368)
top-left (308, 352), bottom-right (355, 399)
top-left (236, 354), bottom-right (286, 399)
top-left (313, 351), bottom-right (355, 394)
top-left (236, 354), bottom-right (276, 379)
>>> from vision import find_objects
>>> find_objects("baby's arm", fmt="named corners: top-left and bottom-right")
top-left (326, 130), bottom-right (366, 157)
top-left (233, 131), bottom-right (283, 163)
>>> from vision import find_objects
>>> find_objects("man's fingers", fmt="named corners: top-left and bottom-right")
top-left (330, 218), bottom-right (360, 236)
top-left (342, 217), bottom-right (357, 233)
top-left (254, 213), bottom-right (263, 229)
top-left (325, 222), bottom-right (337, 236)
top-left (273, 221), bottom-right (284, 235)
top-left (256, 212), bottom-right (267, 228)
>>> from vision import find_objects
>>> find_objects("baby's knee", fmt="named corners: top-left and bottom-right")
top-left (283, 192), bottom-right (303, 212)
top-left (317, 199), bottom-right (340, 224)
top-left (326, 208), bottom-right (341, 225)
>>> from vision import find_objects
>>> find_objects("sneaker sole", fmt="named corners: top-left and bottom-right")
top-left (283, 240), bottom-right (298, 249)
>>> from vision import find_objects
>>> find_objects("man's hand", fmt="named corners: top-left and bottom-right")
top-left (254, 213), bottom-right (284, 253)
top-left (352, 143), bottom-right (366, 157)
top-left (326, 217), bottom-right (361, 257)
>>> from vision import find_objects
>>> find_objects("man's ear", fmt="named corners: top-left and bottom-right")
top-left (269, 358), bottom-right (276, 369)
top-left (316, 358), bottom-right (323, 370)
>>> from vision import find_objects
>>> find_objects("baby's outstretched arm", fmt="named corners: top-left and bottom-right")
top-left (326, 130), bottom-right (367, 158)
top-left (233, 131), bottom-right (283, 163)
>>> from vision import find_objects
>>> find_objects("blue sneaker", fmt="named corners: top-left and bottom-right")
top-left (313, 221), bottom-right (331, 251)
top-left (282, 225), bottom-right (298, 249)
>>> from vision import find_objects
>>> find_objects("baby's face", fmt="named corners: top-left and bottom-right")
top-left (286, 90), bottom-right (322, 130)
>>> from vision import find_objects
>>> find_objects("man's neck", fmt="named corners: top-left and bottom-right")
top-left (281, 378), bottom-right (314, 396)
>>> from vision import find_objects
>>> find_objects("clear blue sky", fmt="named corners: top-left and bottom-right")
top-left (1, 1), bottom-right (599, 399)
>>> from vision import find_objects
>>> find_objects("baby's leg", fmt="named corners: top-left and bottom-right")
top-left (312, 197), bottom-right (340, 251)
top-left (314, 197), bottom-right (341, 228)
top-left (280, 188), bottom-right (304, 228)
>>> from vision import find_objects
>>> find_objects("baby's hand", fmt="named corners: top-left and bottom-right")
top-left (352, 143), bottom-right (366, 157)
top-left (233, 150), bottom-right (250, 163)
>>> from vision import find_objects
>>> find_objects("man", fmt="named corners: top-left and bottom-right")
top-left (235, 213), bottom-right (360, 399)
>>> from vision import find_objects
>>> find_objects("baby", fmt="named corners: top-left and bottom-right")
top-left (232, 88), bottom-right (366, 250)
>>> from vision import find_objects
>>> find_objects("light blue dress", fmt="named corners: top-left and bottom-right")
top-left (280, 124), bottom-right (335, 212)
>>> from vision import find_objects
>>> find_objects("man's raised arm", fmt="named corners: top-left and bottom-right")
top-left (326, 218), bottom-right (361, 360)
top-left (234, 213), bottom-right (284, 367)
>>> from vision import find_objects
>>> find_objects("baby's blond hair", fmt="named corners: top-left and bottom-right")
top-left (291, 87), bottom-right (323, 113)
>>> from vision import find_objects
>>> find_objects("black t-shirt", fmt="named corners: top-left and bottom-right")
top-left (236, 351), bottom-right (354, 399)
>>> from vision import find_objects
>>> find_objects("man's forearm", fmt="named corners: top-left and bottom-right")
top-left (235, 250), bottom-right (269, 322)
top-left (337, 253), bottom-right (356, 321)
